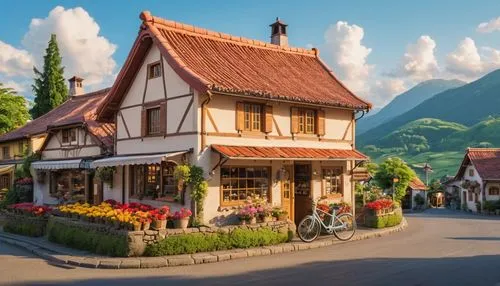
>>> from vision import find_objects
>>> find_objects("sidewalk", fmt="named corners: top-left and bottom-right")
top-left (0, 218), bottom-right (407, 269)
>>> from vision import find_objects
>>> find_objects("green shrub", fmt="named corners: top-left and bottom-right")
top-left (3, 218), bottom-right (47, 237)
top-left (145, 227), bottom-right (291, 257)
top-left (364, 211), bottom-right (403, 229)
top-left (47, 220), bottom-right (128, 257)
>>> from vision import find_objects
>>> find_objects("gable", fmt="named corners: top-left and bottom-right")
top-left (41, 127), bottom-right (104, 160)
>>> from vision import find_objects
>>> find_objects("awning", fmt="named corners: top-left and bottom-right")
top-left (211, 145), bottom-right (368, 161)
top-left (91, 151), bottom-right (188, 168)
top-left (32, 159), bottom-right (90, 170)
top-left (0, 164), bottom-right (14, 176)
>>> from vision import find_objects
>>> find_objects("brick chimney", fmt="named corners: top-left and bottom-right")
top-left (270, 17), bottom-right (288, 47)
top-left (69, 76), bottom-right (84, 96)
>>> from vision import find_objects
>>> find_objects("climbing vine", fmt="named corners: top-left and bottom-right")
top-left (174, 165), bottom-right (208, 223)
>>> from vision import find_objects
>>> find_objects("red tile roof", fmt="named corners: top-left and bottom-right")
top-left (0, 89), bottom-right (115, 148)
top-left (212, 145), bottom-right (368, 160)
top-left (98, 11), bottom-right (371, 120)
top-left (408, 177), bottom-right (427, 190)
top-left (456, 148), bottom-right (500, 180)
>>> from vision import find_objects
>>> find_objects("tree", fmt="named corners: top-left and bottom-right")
top-left (0, 83), bottom-right (30, 135)
top-left (373, 157), bottom-right (416, 202)
top-left (30, 34), bottom-right (68, 119)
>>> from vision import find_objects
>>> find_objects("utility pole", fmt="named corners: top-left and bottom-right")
top-left (423, 163), bottom-right (433, 186)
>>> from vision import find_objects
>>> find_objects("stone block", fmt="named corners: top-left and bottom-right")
top-left (282, 243), bottom-right (294, 252)
top-left (99, 260), bottom-right (121, 269)
top-left (167, 255), bottom-right (195, 266)
top-left (192, 253), bottom-right (218, 264)
top-left (80, 258), bottom-right (100, 268)
top-left (120, 259), bottom-right (141, 269)
top-left (214, 251), bottom-right (231, 261)
top-left (140, 257), bottom-right (167, 268)
top-left (230, 250), bottom-right (248, 259)
top-left (264, 245), bottom-right (283, 254)
top-left (144, 230), bottom-right (157, 236)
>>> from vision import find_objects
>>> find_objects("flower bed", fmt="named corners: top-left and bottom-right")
top-left (364, 199), bottom-right (395, 215)
top-left (236, 197), bottom-right (288, 224)
top-left (2, 203), bottom-right (52, 237)
top-left (364, 207), bottom-right (403, 229)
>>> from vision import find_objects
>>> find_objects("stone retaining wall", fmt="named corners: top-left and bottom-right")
top-left (3, 213), bottom-right (49, 237)
top-left (49, 216), bottom-right (295, 256)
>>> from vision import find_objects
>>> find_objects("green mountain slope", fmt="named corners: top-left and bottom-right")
top-left (441, 117), bottom-right (500, 150)
top-left (357, 79), bottom-right (464, 135)
top-left (359, 69), bottom-right (500, 146)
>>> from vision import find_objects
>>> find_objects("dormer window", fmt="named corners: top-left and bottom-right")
top-left (148, 62), bottom-right (162, 79)
top-left (62, 128), bottom-right (77, 145)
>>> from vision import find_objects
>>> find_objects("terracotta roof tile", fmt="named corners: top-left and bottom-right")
top-left (211, 145), bottom-right (368, 160)
top-left (98, 12), bottom-right (371, 120)
top-left (409, 177), bottom-right (427, 190)
top-left (0, 88), bottom-right (115, 148)
top-left (465, 148), bottom-right (500, 180)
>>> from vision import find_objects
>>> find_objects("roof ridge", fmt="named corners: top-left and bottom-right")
top-left (467, 147), bottom-right (500, 152)
top-left (139, 11), bottom-right (318, 57)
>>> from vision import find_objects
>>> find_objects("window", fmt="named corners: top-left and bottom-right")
top-left (2, 146), bottom-right (10, 160)
top-left (489, 186), bottom-right (500, 196)
top-left (147, 107), bottom-right (161, 135)
top-left (62, 129), bottom-right (77, 145)
top-left (468, 191), bottom-right (473, 201)
top-left (148, 62), bottom-right (162, 79)
top-left (131, 162), bottom-right (178, 202)
top-left (50, 170), bottom-right (85, 202)
top-left (18, 141), bottom-right (26, 155)
top-left (298, 109), bottom-right (316, 134)
top-left (469, 169), bottom-right (474, 177)
top-left (322, 168), bottom-right (343, 196)
top-left (221, 166), bottom-right (270, 205)
top-left (243, 103), bottom-right (262, 132)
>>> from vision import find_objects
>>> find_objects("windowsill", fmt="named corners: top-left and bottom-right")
top-left (143, 134), bottom-right (164, 138)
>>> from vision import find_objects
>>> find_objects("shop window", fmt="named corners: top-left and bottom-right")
top-left (488, 186), bottom-right (500, 196)
top-left (148, 62), bottom-right (162, 79)
top-left (147, 107), bottom-right (161, 135)
top-left (221, 166), bottom-right (270, 205)
top-left (298, 109), bottom-right (316, 134)
top-left (131, 162), bottom-right (178, 202)
top-left (62, 128), bottom-right (77, 145)
top-left (243, 103), bottom-right (262, 132)
top-left (2, 146), bottom-right (10, 160)
top-left (294, 164), bottom-right (311, 197)
top-left (322, 168), bottom-right (343, 196)
top-left (50, 170), bottom-right (85, 202)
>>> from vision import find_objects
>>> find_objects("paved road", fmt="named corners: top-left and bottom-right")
top-left (1, 209), bottom-right (500, 286)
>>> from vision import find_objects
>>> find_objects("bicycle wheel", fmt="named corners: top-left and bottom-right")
top-left (297, 215), bottom-right (320, 243)
top-left (332, 213), bottom-right (356, 241)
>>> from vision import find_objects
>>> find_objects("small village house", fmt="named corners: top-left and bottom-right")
top-left (94, 11), bottom-right (371, 225)
top-left (402, 177), bottom-right (428, 210)
top-left (30, 77), bottom-right (114, 205)
top-left (447, 148), bottom-right (500, 212)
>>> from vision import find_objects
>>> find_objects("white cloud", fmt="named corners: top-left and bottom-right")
top-left (370, 78), bottom-right (407, 108)
top-left (3, 80), bottom-right (28, 93)
top-left (0, 41), bottom-right (34, 77)
top-left (446, 37), bottom-right (482, 77)
top-left (324, 21), bottom-right (374, 94)
top-left (445, 37), bottom-right (500, 80)
top-left (396, 35), bottom-right (439, 81)
top-left (477, 17), bottom-right (500, 33)
top-left (21, 6), bottom-right (117, 87)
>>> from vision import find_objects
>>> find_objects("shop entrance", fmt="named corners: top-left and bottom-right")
top-left (294, 163), bottom-right (312, 225)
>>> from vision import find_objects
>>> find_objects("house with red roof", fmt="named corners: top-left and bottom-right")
top-left (447, 148), bottom-right (500, 212)
top-left (402, 177), bottom-right (428, 210)
top-left (93, 12), bottom-right (371, 225)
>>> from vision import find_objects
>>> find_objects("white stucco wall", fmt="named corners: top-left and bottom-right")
top-left (42, 127), bottom-right (103, 160)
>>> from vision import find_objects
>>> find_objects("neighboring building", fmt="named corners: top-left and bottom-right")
top-left (450, 148), bottom-right (500, 212)
top-left (442, 175), bottom-right (461, 210)
top-left (402, 177), bottom-right (428, 210)
top-left (94, 11), bottom-right (371, 225)
top-left (31, 82), bottom-right (114, 205)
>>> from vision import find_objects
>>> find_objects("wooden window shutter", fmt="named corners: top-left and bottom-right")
top-left (264, 105), bottom-right (273, 133)
top-left (159, 102), bottom-right (167, 135)
top-left (236, 102), bottom-right (244, 131)
top-left (291, 107), bottom-right (299, 134)
top-left (141, 108), bottom-right (147, 137)
top-left (316, 110), bottom-right (325, 136)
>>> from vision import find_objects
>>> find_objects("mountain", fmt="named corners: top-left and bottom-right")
top-left (441, 117), bottom-right (500, 150)
top-left (357, 79), bottom-right (465, 135)
top-left (359, 69), bottom-right (500, 146)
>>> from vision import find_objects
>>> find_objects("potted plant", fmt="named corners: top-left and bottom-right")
top-left (95, 167), bottom-right (116, 188)
top-left (173, 208), bottom-right (192, 229)
top-left (237, 204), bottom-right (257, 225)
top-left (257, 204), bottom-right (273, 223)
top-left (151, 206), bottom-right (169, 230)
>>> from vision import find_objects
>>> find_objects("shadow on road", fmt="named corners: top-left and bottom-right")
top-left (12, 255), bottom-right (500, 286)
top-left (406, 208), bottom-right (500, 221)
top-left (447, 237), bottom-right (500, 241)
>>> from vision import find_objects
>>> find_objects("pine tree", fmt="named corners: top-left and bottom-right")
top-left (30, 34), bottom-right (68, 119)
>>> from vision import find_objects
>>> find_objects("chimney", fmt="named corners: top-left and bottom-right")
top-left (270, 17), bottom-right (288, 47)
top-left (69, 76), bottom-right (84, 96)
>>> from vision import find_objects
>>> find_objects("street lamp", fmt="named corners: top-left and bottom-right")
top-left (392, 177), bottom-right (399, 201)
top-left (423, 163), bottom-right (433, 186)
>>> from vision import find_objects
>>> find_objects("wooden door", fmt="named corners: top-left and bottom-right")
top-left (281, 165), bottom-right (294, 221)
top-left (294, 163), bottom-right (312, 225)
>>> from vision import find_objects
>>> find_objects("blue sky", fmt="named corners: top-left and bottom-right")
top-left (2, 0), bottom-right (500, 107)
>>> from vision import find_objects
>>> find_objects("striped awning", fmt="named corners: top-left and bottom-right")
top-left (31, 159), bottom-right (91, 170)
top-left (0, 164), bottom-right (14, 176)
top-left (91, 151), bottom-right (188, 168)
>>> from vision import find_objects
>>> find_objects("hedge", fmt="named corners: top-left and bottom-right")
top-left (47, 219), bottom-right (128, 257)
top-left (364, 208), bottom-right (403, 229)
top-left (145, 227), bottom-right (294, 257)
top-left (3, 217), bottom-right (47, 237)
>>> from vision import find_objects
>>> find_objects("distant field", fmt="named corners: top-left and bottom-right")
top-left (368, 151), bottom-right (463, 181)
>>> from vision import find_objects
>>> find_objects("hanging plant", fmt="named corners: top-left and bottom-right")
top-left (95, 166), bottom-right (116, 188)
top-left (173, 165), bottom-right (191, 191)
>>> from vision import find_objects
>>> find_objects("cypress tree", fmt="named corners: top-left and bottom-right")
top-left (30, 34), bottom-right (68, 119)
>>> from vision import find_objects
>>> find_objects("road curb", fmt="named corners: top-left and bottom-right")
top-left (0, 218), bottom-right (408, 269)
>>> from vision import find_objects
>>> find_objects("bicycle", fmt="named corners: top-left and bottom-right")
top-left (297, 199), bottom-right (356, 242)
